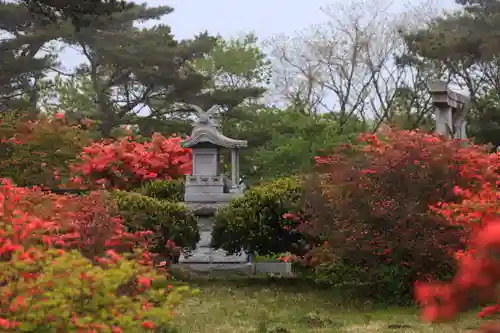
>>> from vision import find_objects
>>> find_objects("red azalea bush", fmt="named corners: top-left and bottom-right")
top-left (415, 154), bottom-right (500, 328)
top-left (70, 133), bottom-right (192, 191)
top-left (0, 113), bottom-right (92, 188)
top-left (0, 178), bottom-right (152, 260)
top-left (0, 178), bottom-right (189, 332)
top-left (415, 219), bottom-right (500, 328)
top-left (296, 127), bottom-right (496, 303)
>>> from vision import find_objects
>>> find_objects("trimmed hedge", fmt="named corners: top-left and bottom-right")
top-left (212, 177), bottom-right (305, 256)
top-left (111, 190), bottom-right (198, 256)
top-left (136, 179), bottom-right (184, 201)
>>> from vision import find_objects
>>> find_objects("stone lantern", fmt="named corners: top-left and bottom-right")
top-left (178, 104), bottom-right (249, 271)
top-left (429, 81), bottom-right (470, 139)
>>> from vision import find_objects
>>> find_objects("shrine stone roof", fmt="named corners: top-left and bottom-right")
top-left (182, 127), bottom-right (248, 148)
top-left (181, 104), bottom-right (248, 149)
top-left (429, 80), bottom-right (470, 109)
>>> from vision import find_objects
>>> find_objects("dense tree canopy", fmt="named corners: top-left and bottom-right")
top-left (3, 0), bottom-right (500, 182)
top-left (21, 0), bottom-right (133, 27)
top-left (402, 0), bottom-right (500, 147)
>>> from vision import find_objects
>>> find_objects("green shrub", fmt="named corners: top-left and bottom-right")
top-left (310, 258), bottom-right (411, 305)
top-left (295, 245), bottom-right (426, 305)
top-left (111, 191), bottom-right (199, 257)
top-left (212, 177), bottom-right (306, 256)
top-left (367, 264), bottom-right (419, 305)
top-left (137, 179), bottom-right (184, 201)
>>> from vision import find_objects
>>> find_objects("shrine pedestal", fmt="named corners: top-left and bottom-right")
top-left (178, 207), bottom-right (250, 273)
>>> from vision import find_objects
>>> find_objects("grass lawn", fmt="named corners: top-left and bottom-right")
top-left (172, 280), bottom-right (483, 333)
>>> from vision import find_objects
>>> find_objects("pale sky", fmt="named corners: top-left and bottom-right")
top-left (59, 0), bottom-right (458, 69)
top-left (149, 0), bottom-right (350, 39)
top-left (151, 0), bottom-right (457, 39)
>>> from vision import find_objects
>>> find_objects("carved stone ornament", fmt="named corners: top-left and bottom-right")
top-left (181, 104), bottom-right (248, 149)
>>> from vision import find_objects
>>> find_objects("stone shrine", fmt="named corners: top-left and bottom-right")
top-left (429, 81), bottom-right (470, 139)
top-left (178, 104), bottom-right (250, 272)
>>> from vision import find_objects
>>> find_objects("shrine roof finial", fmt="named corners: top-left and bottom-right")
top-left (181, 104), bottom-right (247, 149)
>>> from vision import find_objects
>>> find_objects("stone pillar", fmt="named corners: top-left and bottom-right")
top-left (231, 149), bottom-right (239, 188)
top-left (453, 114), bottom-right (467, 140)
top-left (436, 105), bottom-right (453, 138)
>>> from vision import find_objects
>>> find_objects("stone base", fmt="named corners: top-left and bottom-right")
top-left (253, 262), bottom-right (294, 276)
top-left (177, 262), bottom-right (253, 273)
top-left (179, 247), bottom-right (248, 264)
top-left (173, 262), bottom-right (294, 276)
top-left (179, 246), bottom-right (249, 273)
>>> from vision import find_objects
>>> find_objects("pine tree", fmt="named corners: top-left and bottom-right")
top-left (0, 1), bottom-right (60, 112)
